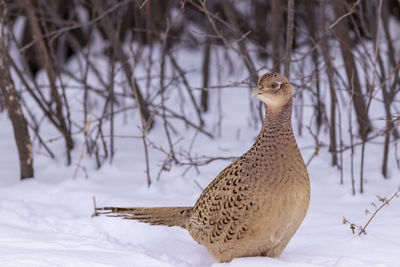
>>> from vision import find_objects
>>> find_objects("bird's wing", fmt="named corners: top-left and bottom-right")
top-left (188, 158), bottom-right (260, 247)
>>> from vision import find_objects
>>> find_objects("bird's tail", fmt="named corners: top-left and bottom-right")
top-left (95, 206), bottom-right (193, 229)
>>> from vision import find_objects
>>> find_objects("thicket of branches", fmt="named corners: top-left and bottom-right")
top-left (0, 0), bottom-right (399, 194)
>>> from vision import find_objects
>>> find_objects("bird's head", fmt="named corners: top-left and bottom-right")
top-left (251, 72), bottom-right (292, 112)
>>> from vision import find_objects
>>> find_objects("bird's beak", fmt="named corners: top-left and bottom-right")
top-left (250, 86), bottom-right (263, 98)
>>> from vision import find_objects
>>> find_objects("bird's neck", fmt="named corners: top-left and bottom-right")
top-left (251, 98), bottom-right (295, 151)
top-left (250, 97), bottom-right (297, 160)
top-left (261, 98), bottom-right (293, 132)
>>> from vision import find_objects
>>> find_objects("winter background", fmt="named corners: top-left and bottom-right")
top-left (1, 1), bottom-right (400, 267)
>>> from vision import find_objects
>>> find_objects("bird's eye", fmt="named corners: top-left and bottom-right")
top-left (271, 82), bottom-right (281, 91)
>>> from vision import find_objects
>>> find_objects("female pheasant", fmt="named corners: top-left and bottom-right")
top-left (96, 72), bottom-right (310, 263)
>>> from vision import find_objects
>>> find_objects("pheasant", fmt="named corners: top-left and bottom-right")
top-left (96, 72), bottom-right (310, 263)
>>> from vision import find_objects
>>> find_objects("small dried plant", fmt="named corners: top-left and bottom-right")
top-left (343, 187), bottom-right (400, 235)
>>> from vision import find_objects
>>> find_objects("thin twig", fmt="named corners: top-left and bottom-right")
top-left (343, 187), bottom-right (400, 235)
top-left (129, 46), bottom-right (152, 187)
top-left (91, 196), bottom-right (99, 217)
top-left (72, 103), bottom-right (95, 179)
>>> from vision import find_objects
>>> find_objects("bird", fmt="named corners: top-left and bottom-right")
top-left (96, 72), bottom-right (310, 263)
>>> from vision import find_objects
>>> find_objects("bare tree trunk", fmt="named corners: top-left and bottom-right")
top-left (24, 0), bottom-right (74, 164)
top-left (253, 0), bottom-right (268, 53)
top-left (271, 0), bottom-right (283, 72)
top-left (373, 1), bottom-right (394, 178)
top-left (332, 0), bottom-right (371, 139)
top-left (321, 0), bottom-right (338, 166)
top-left (383, 1), bottom-right (400, 141)
top-left (201, 38), bottom-right (211, 112)
top-left (305, 0), bottom-right (323, 132)
top-left (382, 1), bottom-right (399, 141)
top-left (0, 2), bottom-right (34, 179)
top-left (284, 0), bottom-right (294, 79)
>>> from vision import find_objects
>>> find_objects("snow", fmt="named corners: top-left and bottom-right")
top-left (1, 41), bottom-right (400, 267)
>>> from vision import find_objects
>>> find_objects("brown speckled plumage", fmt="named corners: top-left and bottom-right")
top-left (97, 72), bottom-right (310, 263)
